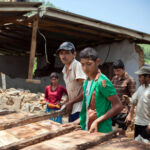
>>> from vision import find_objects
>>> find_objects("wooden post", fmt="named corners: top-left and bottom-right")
top-left (26, 15), bottom-right (41, 84)
top-left (1, 73), bottom-right (6, 90)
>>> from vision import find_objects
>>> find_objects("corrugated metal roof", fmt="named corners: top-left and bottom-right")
top-left (0, 3), bottom-right (149, 57)
top-left (0, 2), bottom-right (41, 25)
top-left (42, 7), bottom-right (150, 44)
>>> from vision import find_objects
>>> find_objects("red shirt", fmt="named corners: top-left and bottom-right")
top-left (44, 85), bottom-right (67, 105)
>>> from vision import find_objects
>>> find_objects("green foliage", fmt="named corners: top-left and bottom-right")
top-left (33, 57), bottom-right (37, 75)
top-left (138, 44), bottom-right (150, 64)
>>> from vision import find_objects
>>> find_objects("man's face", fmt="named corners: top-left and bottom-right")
top-left (113, 68), bottom-right (125, 78)
top-left (138, 75), bottom-right (144, 85)
top-left (144, 75), bottom-right (150, 85)
top-left (59, 50), bottom-right (75, 65)
top-left (50, 77), bottom-right (58, 86)
top-left (80, 58), bottom-right (99, 77)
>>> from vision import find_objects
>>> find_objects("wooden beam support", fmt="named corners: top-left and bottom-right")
top-left (28, 16), bottom-right (38, 80)
top-left (26, 15), bottom-right (41, 84)
top-left (39, 19), bottom-right (116, 39)
top-left (38, 26), bottom-right (99, 41)
top-left (0, 7), bottom-right (37, 12)
top-left (45, 10), bottom-right (150, 42)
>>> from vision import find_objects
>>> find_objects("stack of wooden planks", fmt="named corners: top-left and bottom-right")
top-left (0, 111), bottom-right (149, 150)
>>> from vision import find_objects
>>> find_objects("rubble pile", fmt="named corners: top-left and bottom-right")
top-left (0, 88), bottom-right (46, 113)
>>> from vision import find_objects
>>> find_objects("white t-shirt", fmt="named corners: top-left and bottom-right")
top-left (85, 80), bottom-right (92, 130)
top-left (130, 84), bottom-right (150, 126)
top-left (62, 59), bottom-right (87, 114)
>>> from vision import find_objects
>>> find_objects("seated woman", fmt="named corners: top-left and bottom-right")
top-left (44, 72), bottom-right (68, 123)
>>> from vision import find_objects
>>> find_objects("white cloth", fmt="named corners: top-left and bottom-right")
top-left (85, 80), bottom-right (92, 130)
top-left (62, 59), bottom-right (86, 114)
top-left (130, 84), bottom-right (150, 126)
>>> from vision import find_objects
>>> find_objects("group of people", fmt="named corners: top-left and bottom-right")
top-left (42, 41), bottom-right (150, 143)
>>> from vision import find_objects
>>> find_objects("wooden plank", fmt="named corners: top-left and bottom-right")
top-left (26, 79), bottom-right (41, 84)
top-left (0, 131), bottom-right (19, 147)
top-left (76, 129), bottom-right (120, 150)
top-left (38, 26), bottom-right (98, 40)
top-left (0, 110), bottom-right (16, 116)
top-left (39, 19), bottom-right (116, 39)
top-left (0, 113), bottom-right (32, 125)
top-left (87, 137), bottom-right (150, 150)
top-left (0, 119), bottom-right (61, 147)
top-left (0, 7), bottom-right (37, 12)
top-left (0, 109), bottom-right (66, 130)
top-left (0, 2), bottom-right (41, 8)
top-left (5, 120), bottom-right (61, 140)
top-left (21, 130), bottom-right (116, 150)
top-left (0, 125), bottom-right (79, 150)
top-left (27, 15), bottom-right (38, 80)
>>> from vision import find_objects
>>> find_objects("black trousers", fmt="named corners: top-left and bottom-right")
top-left (134, 124), bottom-right (150, 140)
top-left (112, 113), bottom-right (128, 130)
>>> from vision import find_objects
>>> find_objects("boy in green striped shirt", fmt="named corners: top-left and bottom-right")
top-left (63, 47), bottom-right (122, 133)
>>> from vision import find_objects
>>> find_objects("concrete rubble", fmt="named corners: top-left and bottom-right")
top-left (0, 88), bottom-right (46, 113)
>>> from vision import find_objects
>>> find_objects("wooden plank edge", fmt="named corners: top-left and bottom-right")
top-left (75, 129), bottom-right (121, 150)
top-left (0, 125), bottom-right (80, 150)
top-left (0, 110), bottom-right (16, 116)
top-left (0, 109), bottom-right (66, 130)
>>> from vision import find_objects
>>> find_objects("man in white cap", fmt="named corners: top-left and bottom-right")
top-left (126, 65), bottom-right (150, 143)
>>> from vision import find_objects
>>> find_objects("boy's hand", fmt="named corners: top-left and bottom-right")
top-left (57, 101), bottom-right (62, 106)
top-left (40, 100), bottom-right (46, 105)
top-left (125, 114), bottom-right (132, 126)
top-left (122, 95), bottom-right (130, 105)
top-left (146, 125), bottom-right (150, 134)
top-left (62, 122), bottom-right (74, 127)
top-left (89, 120), bottom-right (98, 133)
top-left (66, 102), bottom-right (73, 114)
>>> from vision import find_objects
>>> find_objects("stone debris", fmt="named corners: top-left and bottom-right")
top-left (0, 88), bottom-right (46, 113)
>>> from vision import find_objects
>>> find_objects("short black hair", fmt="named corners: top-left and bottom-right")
top-left (112, 59), bottom-right (124, 69)
top-left (79, 47), bottom-right (98, 61)
top-left (50, 72), bottom-right (59, 79)
top-left (143, 74), bottom-right (150, 78)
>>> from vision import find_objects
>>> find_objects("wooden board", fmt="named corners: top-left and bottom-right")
top-left (87, 137), bottom-right (150, 150)
top-left (22, 130), bottom-right (104, 150)
top-left (0, 112), bottom-right (32, 124)
top-left (0, 120), bottom-right (61, 147)
top-left (0, 109), bottom-right (66, 130)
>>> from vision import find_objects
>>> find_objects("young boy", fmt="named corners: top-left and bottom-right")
top-left (111, 60), bottom-right (136, 136)
top-left (44, 72), bottom-right (68, 123)
top-left (63, 47), bottom-right (122, 133)
top-left (57, 42), bottom-right (86, 122)
top-left (126, 66), bottom-right (150, 143)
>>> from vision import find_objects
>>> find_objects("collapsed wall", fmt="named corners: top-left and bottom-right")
top-left (0, 88), bottom-right (46, 113)
top-left (95, 40), bottom-right (143, 86)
